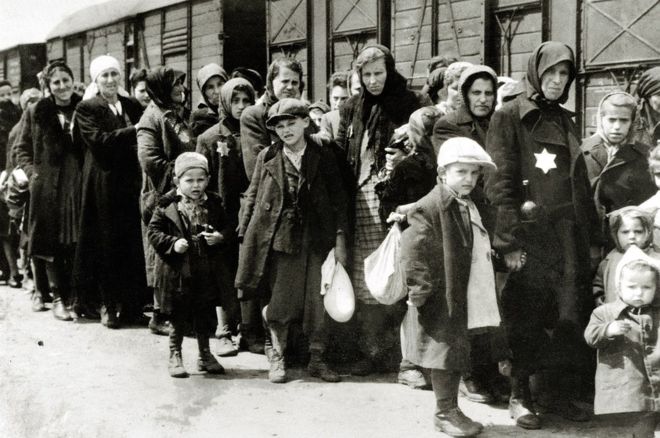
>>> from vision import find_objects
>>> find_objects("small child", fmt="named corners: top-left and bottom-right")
top-left (639, 144), bottom-right (660, 249)
top-left (593, 206), bottom-right (660, 305)
top-left (400, 137), bottom-right (508, 437)
top-left (581, 91), bottom-right (656, 244)
top-left (148, 152), bottom-right (232, 378)
top-left (235, 98), bottom-right (348, 384)
top-left (585, 245), bottom-right (660, 438)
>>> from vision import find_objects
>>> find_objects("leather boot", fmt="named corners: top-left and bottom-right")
top-left (268, 323), bottom-right (288, 383)
top-left (432, 369), bottom-right (483, 437)
top-left (308, 350), bottom-right (340, 382)
top-left (31, 293), bottom-right (46, 312)
top-left (197, 336), bottom-right (225, 374)
top-left (509, 376), bottom-right (541, 429)
top-left (100, 305), bottom-right (119, 329)
top-left (459, 376), bottom-right (494, 404)
top-left (51, 289), bottom-right (72, 321)
top-left (168, 326), bottom-right (188, 378)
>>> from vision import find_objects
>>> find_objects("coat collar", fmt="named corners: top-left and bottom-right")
top-left (517, 94), bottom-right (576, 122)
top-left (263, 137), bottom-right (321, 190)
top-left (582, 134), bottom-right (649, 171)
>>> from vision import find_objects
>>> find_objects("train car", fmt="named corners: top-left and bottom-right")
top-left (45, 0), bottom-right (266, 109)
top-left (0, 43), bottom-right (47, 101)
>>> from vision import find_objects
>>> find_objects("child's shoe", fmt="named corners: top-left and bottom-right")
top-left (308, 352), bottom-right (340, 382)
top-left (198, 350), bottom-right (225, 374)
top-left (168, 351), bottom-right (189, 378)
top-left (434, 407), bottom-right (483, 437)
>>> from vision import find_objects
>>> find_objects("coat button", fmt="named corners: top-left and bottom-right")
top-left (265, 203), bottom-right (271, 211)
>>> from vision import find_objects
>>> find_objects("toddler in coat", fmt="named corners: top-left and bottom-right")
top-left (585, 245), bottom-right (660, 437)
top-left (593, 206), bottom-right (660, 305)
top-left (148, 152), bottom-right (232, 378)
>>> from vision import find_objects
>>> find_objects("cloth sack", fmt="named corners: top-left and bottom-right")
top-left (320, 249), bottom-right (355, 322)
top-left (364, 223), bottom-right (407, 305)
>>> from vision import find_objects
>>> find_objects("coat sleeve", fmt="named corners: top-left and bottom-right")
top-left (137, 109), bottom-right (173, 188)
top-left (75, 101), bottom-right (137, 165)
top-left (13, 108), bottom-right (35, 178)
top-left (240, 105), bottom-right (269, 181)
top-left (573, 152), bottom-right (604, 247)
top-left (400, 205), bottom-right (442, 307)
top-left (321, 147), bottom-right (349, 235)
top-left (147, 207), bottom-right (181, 262)
top-left (484, 109), bottom-right (523, 254)
top-left (593, 258), bottom-right (607, 301)
top-left (334, 98), bottom-right (355, 154)
top-left (584, 306), bottom-right (616, 349)
top-left (432, 118), bottom-right (464, 153)
top-left (237, 149), bottom-right (265, 239)
top-left (195, 134), bottom-right (219, 193)
top-left (320, 113), bottom-right (334, 140)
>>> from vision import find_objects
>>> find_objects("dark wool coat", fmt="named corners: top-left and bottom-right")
top-left (147, 190), bottom-right (233, 315)
top-left (581, 134), bottom-right (656, 222)
top-left (585, 299), bottom-right (660, 414)
top-left (72, 95), bottom-right (146, 300)
top-left (190, 104), bottom-right (218, 144)
top-left (400, 183), bottom-right (485, 370)
top-left (0, 101), bottom-right (21, 171)
top-left (196, 116), bottom-right (248, 231)
top-left (235, 139), bottom-right (348, 292)
top-left (14, 95), bottom-right (83, 256)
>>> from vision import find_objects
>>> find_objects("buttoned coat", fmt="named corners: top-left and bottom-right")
top-left (581, 134), bottom-right (655, 222)
top-left (400, 183), bottom-right (482, 370)
top-left (235, 139), bottom-right (348, 292)
top-left (585, 299), bottom-right (660, 414)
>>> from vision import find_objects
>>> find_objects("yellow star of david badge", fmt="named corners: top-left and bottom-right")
top-left (534, 148), bottom-right (557, 174)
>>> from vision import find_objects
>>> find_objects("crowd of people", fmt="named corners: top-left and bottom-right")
top-left (2, 39), bottom-right (660, 437)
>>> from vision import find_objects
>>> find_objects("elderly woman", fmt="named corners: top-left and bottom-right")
top-left (197, 77), bottom-right (256, 355)
top-left (485, 41), bottom-right (601, 429)
top-left (73, 55), bottom-right (146, 329)
top-left (14, 61), bottom-right (82, 321)
top-left (633, 66), bottom-right (660, 146)
top-left (335, 44), bottom-right (431, 376)
top-left (137, 66), bottom-right (194, 335)
top-left (190, 63), bottom-right (228, 142)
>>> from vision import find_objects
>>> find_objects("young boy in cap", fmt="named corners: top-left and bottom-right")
top-left (235, 98), bottom-right (349, 383)
top-left (400, 137), bottom-right (509, 437)
top-left (148, 152), bottom-right (233, 378)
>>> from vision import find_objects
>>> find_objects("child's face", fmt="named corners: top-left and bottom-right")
top-left (617, 217), bottom-right (649, 250)
top-left (443, 162), bottom-right (482, 196)
top-left (309, 109), bottom-right (324, 127)
top-left (176, 168), bottom-right (209, 200)
top-left (274, 116), bottom-right (309, 147)
top-left (619, 267), bottom-right (656, 308)
top-left (600, 103), bottom-right (633, 145)
top-left (230, 90), bottom-right (251, 120)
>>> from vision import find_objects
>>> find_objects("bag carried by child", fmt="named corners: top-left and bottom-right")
top-left (320, 249), bottom-right (355, 322)
top-left (364, 224), bottom-right (407, 305)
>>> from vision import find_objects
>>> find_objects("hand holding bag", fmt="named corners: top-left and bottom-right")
top-left (364, 223), bottom-right (407, 305)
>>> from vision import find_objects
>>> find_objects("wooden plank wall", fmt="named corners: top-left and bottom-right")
top-left (65, 37), bottom-right (83, 83)
top-left (437, 0), bottom-right (483, 65)
top-left (47, 39), bottom-right (65, 62)
top-left (392, 0), bottom-right (433, 88)
top-left (85, 23), bottom-right (126, 83)
top-left (141, 11), bottom-right (162, 72)
top-left (5, 49), bottom-right (21, 94)
top-left (191, 0), bottom-right (223, 108)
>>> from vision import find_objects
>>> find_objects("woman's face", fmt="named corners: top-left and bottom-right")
top-left (230, 90), bottom-right (251, 120)
top-left (467, 78), bottom-right (495, 118)
top-left (96, 69), bottom-right (121, 99)
top-left (170, 80), bottom-right (185, 104)
top-left (446, 81), bottom-right (460, 110)
top-left (649, 94), bottom-right (660, 114)
top-left (540, 61), bottom-right (571, 102)
top-left (133, 81), bottom-right (151, 108)
top-left (203, 76), bottom-right (225, 106)
top-left (350, 71), bottom-right (362, 95)
top-left (361, 58), bottom-right (387, 96)
top-left (49, 70), bottom-right (74, 105)
top-left (272, 66), bottom-right (301, 100)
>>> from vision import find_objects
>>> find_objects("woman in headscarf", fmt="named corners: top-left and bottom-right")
top-left (190, 63), bottom-right (228, 142)
top-left (14, 61), bottom-right (81, 321)
top-left (73, 55), bottom-right (146, 329)
top-left (484, 42), bottom-right (601, 429)
top-left (197, 77), bottom-right (257, 356)
top-left (633, 66), bottom-right (660, 146)
top-left (137, 66), bottom-right (194, 335)
top-left (335, 44), bottom-right (431, 376)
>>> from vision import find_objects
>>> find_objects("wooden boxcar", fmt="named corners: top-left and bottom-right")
top-left (0, 44), bottom-right (47, 101)
top-left (45, 0), bottom-right (266, 109)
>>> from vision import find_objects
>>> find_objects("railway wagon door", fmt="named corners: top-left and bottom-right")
top-left (329, 0), bottom-right (381, 73)
top-left (580, 0), bottom-right (660, 135)
top-left (222, 0), bottom-right (267, 85)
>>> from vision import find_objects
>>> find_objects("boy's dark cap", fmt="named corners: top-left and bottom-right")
top-left (266, 98), bottom-right (309, 127)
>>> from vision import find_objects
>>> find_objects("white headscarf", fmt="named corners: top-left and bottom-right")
top-left (83, 55), bottom-right (129, 100)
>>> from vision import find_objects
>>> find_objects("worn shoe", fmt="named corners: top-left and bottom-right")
top-left (8, 274), bottom-right (22, 289)
top-left (269, 354), bottom-right (287, 383)
top-left (434, 407), bottom-right (483, 437)
top-left (52, 298), bottom-right (72, 321)
top-left (168, 351), bottom-right (189, 378)
top-left (308, 359), bottom-right (341, 382)
top-left (398, 369), bottom-right (431, 390)
top-left (536, 398), bottom-right (589, 422)
top-left (216, 336), bottom-right (238, 357)
top-left (459, 378), bottom-right (494, 404)
top-left (31, 294), bottom-right (46, 312)
top-left (100, 306), bottom-right (120, 329)
top-left (148, 316), bottom-right (172, 336)
top-left (509, 397), bottom-right (541, 429)
top-left (198, 349), bottom-right (225, 374)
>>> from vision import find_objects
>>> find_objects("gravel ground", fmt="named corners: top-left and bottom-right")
top-left (0, 284), bottom-right (654, 438)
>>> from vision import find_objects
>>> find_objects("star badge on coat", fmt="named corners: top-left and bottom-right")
top-left (534, 148), bottom-right (557, 174)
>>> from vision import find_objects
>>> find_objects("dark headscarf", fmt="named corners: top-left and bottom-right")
top-left (145, 66), bottom-right (186, 109)
top-left (458, 65), bottom-right (498, 119)
top-left (219, 77), bottom-right (255, 120)
top-left (635, 67), bottom-right (660, 141)
top-left (526, 41), bottom-right (576, 106)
